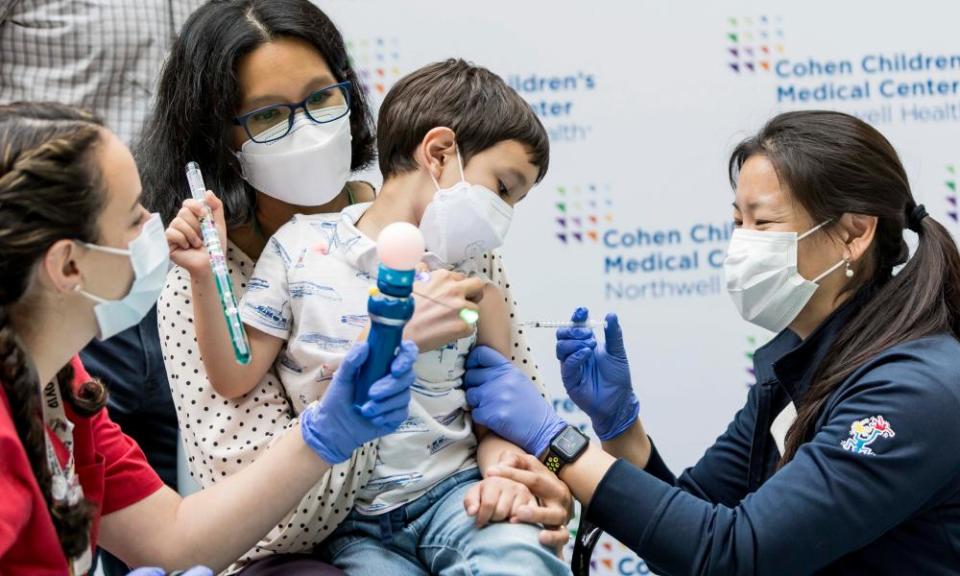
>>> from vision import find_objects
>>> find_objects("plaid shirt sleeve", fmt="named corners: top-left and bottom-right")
top-left (0, 0), bottom-right (203, 147)
top-left (0, 1), bottom-right (20, 24)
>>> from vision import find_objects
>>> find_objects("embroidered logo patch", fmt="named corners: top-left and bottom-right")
top-left (841, 415), bottom-right (895, 455)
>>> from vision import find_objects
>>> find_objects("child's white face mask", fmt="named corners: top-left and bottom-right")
top-left (419, 146), bottom-right (514, 266)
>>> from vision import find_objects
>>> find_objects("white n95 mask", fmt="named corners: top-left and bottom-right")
top-left (238, 112), bottom-right (352, 206)
top-left (78, 214), bottom-right (170, 340)
top-left (419, 146), bottom-right (514, 266)
top-left (723, 221), bottom-right (844, 333)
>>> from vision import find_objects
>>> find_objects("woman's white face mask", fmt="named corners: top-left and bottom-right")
top-left (236, 112), bottom-right (352, 206)
top-left (723, 220), bottom-right (846, 333)
top-left (76, 214), bottom-right (170, 340)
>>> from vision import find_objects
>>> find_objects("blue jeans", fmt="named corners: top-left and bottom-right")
top-left (320, 468), bottom-right (571, 575)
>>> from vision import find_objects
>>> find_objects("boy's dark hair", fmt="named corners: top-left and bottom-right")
top-left (377, 59), bottom-right (549, 182)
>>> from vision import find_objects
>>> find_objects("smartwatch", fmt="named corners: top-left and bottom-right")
top-left (544, 425), bottom-right (590, 474)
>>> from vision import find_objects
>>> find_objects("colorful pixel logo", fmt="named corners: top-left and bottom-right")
top-left (346, 37), bottom-right (402, 97)
top-left (946, 164), bottom-right (957, 223)
top-left (726, 15), bottom-right (785, 73)
top-left (555, 184), bottom-right (614, 244)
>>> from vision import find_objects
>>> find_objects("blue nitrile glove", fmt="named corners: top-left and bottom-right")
top-left (127, 567), bottom-right (213, 576)
top-left (301, 340), bottom-right (418, 464)
top-left (556, 307), bottom-right (639, 441)
top-left (463, 346), bottom-right (567, 457)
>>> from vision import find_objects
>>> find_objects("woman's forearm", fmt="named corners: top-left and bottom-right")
top-left (101, 426), bottom-right (332, 572)
top-left (600, 418), bottom-right (652, 469)
top-left (557, 443), bottom-right (617, 508)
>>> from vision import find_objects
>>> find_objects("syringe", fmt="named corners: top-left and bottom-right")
top-left (185, 162), bottom-right (251, 365)
top-left (517, 320), bottom-right (607, 329)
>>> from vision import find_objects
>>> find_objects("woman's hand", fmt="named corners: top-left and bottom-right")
top-left (404, 268), bottom-right (484, 352)
top-left (463, 346), bottom-right (567, 457)
top-left (300, 341), bottom-right (418, 464)
top-left (556, 308), bottom-right (639, 440)
top-left (165, 192), bottom-right (227, 276)
top-left (488, 452), bottom-right (574, 555)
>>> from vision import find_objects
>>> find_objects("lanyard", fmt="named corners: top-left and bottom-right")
top-left (39, 380), bottom-right (92, 575)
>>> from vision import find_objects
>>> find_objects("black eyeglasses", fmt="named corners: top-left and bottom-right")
top-left (233, 81), bottom-right (352, 144)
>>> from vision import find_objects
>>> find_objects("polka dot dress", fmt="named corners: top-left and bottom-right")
top-left (159, 245), bottom-right (546, 573)
top-left (158, 242), bottom-right (376, 574)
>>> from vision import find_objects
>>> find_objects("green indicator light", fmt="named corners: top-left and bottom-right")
top-left (460, 308), bottom-right (480, 326)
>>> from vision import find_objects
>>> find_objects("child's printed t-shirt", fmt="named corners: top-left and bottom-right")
top-left (239, 203), bottom-right (477, 515)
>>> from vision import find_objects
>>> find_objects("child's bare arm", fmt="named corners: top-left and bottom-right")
top-left (166, 195), bottom-right (284, 398)
top-left (476, 283), bottom-right (511, 353)
top-left (474, 283), bottom-right (527, 473)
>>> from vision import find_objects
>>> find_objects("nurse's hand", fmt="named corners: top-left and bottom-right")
top-left (464, 346), bottom-right (567, 457)
top-left (557, 308), bottom-right (639, 441)
top-left (301, 341), bottom-right (418, 464)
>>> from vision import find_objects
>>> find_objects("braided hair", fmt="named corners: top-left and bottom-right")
top-left (0, 102), bottom-right (109, 558)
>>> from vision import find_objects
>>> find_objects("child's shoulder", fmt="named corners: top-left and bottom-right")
top-left (267, 213), bottom-right (342, 251)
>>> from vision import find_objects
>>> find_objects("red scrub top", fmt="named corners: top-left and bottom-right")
top-left (0, 356), bottom-right (164, 575)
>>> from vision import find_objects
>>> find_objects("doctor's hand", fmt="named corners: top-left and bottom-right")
top-left (300, 341), bottom-right (417, 464)
top-left (464, 346), bottom-right (567, 457)
top-left (556, 308), bottom-right (639, 441)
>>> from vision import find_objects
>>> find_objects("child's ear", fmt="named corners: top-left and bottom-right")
top-left (416, 127), bottom-right (457, 182)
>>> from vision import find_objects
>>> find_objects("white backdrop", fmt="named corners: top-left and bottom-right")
top-left (319, 1), bottom-right (960, 572)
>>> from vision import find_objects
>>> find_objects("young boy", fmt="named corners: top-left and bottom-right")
top-left (177, 59), bottom-right (567, 574)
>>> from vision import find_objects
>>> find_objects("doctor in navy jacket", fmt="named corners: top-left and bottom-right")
top-left (463, 110), bottom-right (960, 575)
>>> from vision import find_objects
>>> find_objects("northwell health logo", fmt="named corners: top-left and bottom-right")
top-left (726, 15), bottom-right (785, 74)
top-left (723, 16), bottom-right (960, 125)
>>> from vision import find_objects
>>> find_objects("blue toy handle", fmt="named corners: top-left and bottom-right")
top-left (354, 294), bottom-right (415, 408)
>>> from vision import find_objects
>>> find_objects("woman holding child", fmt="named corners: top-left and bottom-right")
top-left (144, 0), bottom-right (570, 573)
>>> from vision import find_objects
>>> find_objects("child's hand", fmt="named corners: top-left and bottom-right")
top-left (463, 476), bottom-right (536, 528)
top-left (165, 191), bottom-right (227, 276)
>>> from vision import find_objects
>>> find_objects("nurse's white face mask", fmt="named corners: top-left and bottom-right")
top-left (723, 221), bottom-right (846, 333)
